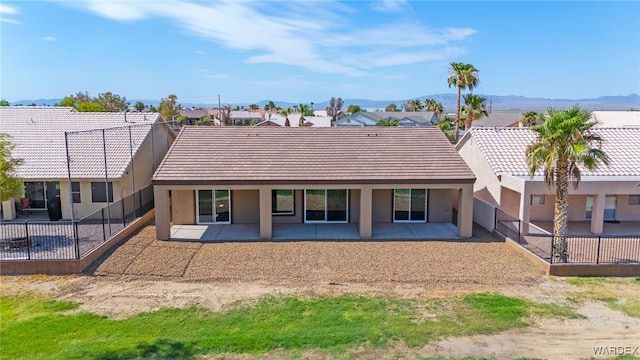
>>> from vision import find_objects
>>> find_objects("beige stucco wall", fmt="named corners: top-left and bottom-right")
top-left (232, 190), bottom-right (260, 224)
top-left (500, 187), bottom-right (520, 218)
top-left (372, 189), bottom-right (392, 222)
top-left (350, 189), bottom-right (360, 223)
top-left (428, 189), bottom-right (454, 223)
top-left (617, 195), bottom-right (640, 221)
top-left (171, 190), bottom-right (195, 224)
top-left (457, 137), bottom-right (501, 204)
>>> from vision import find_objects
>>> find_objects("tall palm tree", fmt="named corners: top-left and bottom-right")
top-left (296, 103), bottom-right (313, 126)
top-left (520, 110), bottom-right (543, 127)
top-left (461, 94), bottom-right (488, 130)
top-left (405, 99), bottom-right (423, 112)
top-left (526, 106), bottom-right (608, 262)
top-left (279, 107), bottom-right (291, 127)
top-left (447, 62), bottom-right (479, 141)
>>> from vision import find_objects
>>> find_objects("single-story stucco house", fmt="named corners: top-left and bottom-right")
top-left (152, 127), bottom-right (476, 241)
top-left (335, 111), bottom-right (437, 127)
top-left (0, 106), bottom-right (175, 221)
top-left (457, 127), bottom-right (640, 235)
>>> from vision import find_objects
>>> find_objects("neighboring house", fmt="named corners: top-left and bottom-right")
top-left (471, 111), bottom-right (522, 128)
top-left (0, 106), bottom-right (175, 221)
top-left (592, 111), bottom-right (640, 128)
top-left (254, 113), bottom-right (332, 127)
top-left (152, 127), bottom-right (475, 240)
top-left (457, 127), bottom-right (640, 234)
top-left (229, 110), bottom-right (263, 125)
top-left (178, 109), bottom-right (209, 125)
top-left (335, 111), bottom-right (437, 127)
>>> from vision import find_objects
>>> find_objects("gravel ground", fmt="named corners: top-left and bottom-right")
top-left (90, 224), bottom-right (546, 289)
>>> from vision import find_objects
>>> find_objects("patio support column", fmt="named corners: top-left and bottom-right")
top-left (359, 186), bottom-right (372, 239)
top-left (519, 188), bottom-right (531, 235)
top-left (2, 199), bottom-right (16, 220)
top-left (154, 186), bottom-right (171, 240)
top-left (590, 194), bottom-right (605, 234)
top-left (259, 187), bottom-right (272, 239)
top-left (457, 184), bottom-right (473, 237)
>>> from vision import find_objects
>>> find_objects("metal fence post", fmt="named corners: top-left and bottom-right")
top-left (596, 236), bottom-right (601, 264)
top-left (549, 236), bottom-right (553, 264)
top-left (25, 221), bottom-right (31, 260)
top-left (122, 200), bottom-right (126, 227)
top-left (74, 222), bottom-right (80, 259)
top-left (101, 208), bottom-right (106, 243)
top-left (517, 220), bottom-right (522, 243)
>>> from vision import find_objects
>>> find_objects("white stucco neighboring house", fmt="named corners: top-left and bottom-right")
top-left (457, 127), bottom-right (640, 235)
top-left (0, 106), bottom-right (175, 221)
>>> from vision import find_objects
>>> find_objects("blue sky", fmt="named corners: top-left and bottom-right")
top-left (1, 1), bottom-right (639, 104)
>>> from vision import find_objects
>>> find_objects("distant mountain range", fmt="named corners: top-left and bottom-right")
top-left (9, 93), bottom-right (639, 111)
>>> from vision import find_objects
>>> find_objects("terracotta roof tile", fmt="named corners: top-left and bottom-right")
top-left (153, 127), bottom-right (475, 184)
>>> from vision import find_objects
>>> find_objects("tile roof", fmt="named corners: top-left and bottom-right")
top-left (0, 106), bottom-right (162, 179)
top-left (153, 127), bottom-right (475, 185)
top-left (471, 111), bottom-right (522, 128)
top-left (459, 127), bottom-right (640, 177)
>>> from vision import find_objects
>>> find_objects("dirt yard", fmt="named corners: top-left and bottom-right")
top-left (2, 224), bottom-right (639, 360)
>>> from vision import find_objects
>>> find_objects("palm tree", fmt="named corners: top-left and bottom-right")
top-left (405, 99), bottom-right (423, 112)
top-left (424, 98), bottom-right (444, 115)
top-left (461, 94), bottom-right (488, 130)
top-left (526, 106), bottom-right (609, 262)
top-left (447, 62), bottom-right (479, 141)
top-left (521, 111), bottom-right (543, 127)
top-left (279, 108), bottom-right (291, 127)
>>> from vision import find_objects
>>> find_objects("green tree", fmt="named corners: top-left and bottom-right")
top-left (347, 104), bottom-right (362, 114)
top-left (0, 100), bottom-right (10, 106)
top-left (249, 104), bottom-right (259, 111)
top-left (376, 118), bottom-right (399, 127)
top-left (526, 106), bottom-right (609, 262)
top-left (437, 118), bottom-right (456, 142)
top-left (520, 111), bottom-right (543, 127)
top-left (134, 101), bottom-right (146, 112)
top-left (461, 94), bottom-right (488, 129)
top-left (56, 96), bottom-right (78, 108)
top-left (76, 102), bottom-right (106, 112)
top-left (405, 99), bottom-right (423, 112)
top-left (159, 94), bottom-right (180, 122)
top-left (279, 108), bottom-right (292, 127)
top-left (385, 103), bottom-right (398, 112)
top-left (95, 92), bottom-right (129, 112)
top-left (424, 98), bottom-right (444, 115)
top-left (326, 97), bottom-right (343, 126)
top-left (264, 101), bottom-right (276, 111)
top-left (0, 133), bottom-right (23, 202)
top-left (447, 62), bottom-right (480, 141)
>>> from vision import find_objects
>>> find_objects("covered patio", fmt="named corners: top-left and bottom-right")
top-left (170, 222), bottom-right (460, 242)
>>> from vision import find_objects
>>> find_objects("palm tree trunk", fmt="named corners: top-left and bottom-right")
top-left (553, 162), bottom-right (570, 262)
top-left (454, 86), bottom-right (461, 142)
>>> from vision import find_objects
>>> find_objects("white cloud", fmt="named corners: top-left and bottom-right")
top-left (54, 0), bottom-right (476, 76)
top-left (41, 36), bottom-right (57, 42)
top-left (0, 4), bottom-right (19, 14)
top-left (0, 3), bottom-right (21, 24)
top-left (371, 0), bottom-right (409, 13)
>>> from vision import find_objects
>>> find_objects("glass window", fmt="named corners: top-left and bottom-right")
top-left (394, 189), bottom-right (427, 222)
top-left (91, 182), bottom-right (113, 203)
top-left (629, 195), bottom-right (640, 206)
top-left (305, 189), bottom-right (348, 223)
top-left (531, 194), bottom-right (545, 205)
top-left (272, 190), bottom-right (294, 215)
top-left (71, 182), bottom-right (81, 204)
top-left (197, 189), bottom-right (231, 224)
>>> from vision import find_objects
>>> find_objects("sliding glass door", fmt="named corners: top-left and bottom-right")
top-left (24, 181), bottom-right (60, 210)
top-left (305, 189), bottom-right (348, 223)
top-left (197, 190), bottom-right (230, 224)
top-left (394, 189), bottom-right (427, 222)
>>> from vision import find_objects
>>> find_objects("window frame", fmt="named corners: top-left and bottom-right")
top-left (629, 195), bottom-right (640, 206)
top-left (71, 182), bottom-right (81, 204)
top-left (393, 188), bottom-right (428, 223)
top-left (530, 194), bottom-right (546, 206)
top-left (303, 189), bottom-right (349, 223)
top-left (91, 182), bottom-right (113, 203)
top-left (196, 189), bottom-right (231, 224)
top-left (272, 189), bottom-right (295, 215)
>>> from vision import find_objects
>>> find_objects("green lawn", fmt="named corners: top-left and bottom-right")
top-left (563, 277), bottom-right (640, 318)
top-left (1, 293), bottom-right (580, 360)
